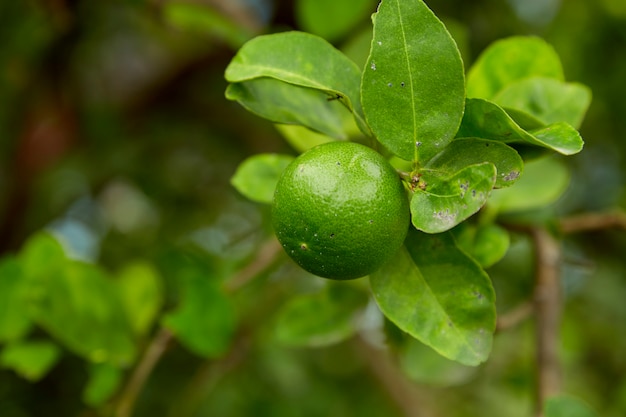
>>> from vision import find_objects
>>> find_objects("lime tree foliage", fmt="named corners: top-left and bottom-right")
top-left (227, 0), bottom-right (590, 368)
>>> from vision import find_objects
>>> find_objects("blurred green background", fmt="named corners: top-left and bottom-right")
top-left (1, 0), bottom-right (625, 416)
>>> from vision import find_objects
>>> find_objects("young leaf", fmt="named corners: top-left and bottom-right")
top-left (494, 77), bottom-right (592, 129)
top-left (0, 257), bottom-right (33, 342)
top-left (411, 163), bottom-right (497, 233)
top-left (466, 36), bottom-right (564, 99)
top-left (370, 230), bottom-right (496, 366)
top-left (361, 0), bottom-right (465, 162)
top-left (224, 31), bottom-right (368, 134)
top-left (458, 98), bottom-right (584, 155)
top-left (453, 223), bottom-right (510, 268)
top-left (226, 78), bottom-right (350, 139)
top-left (544, 395), bottom-right (598, 417)
top-left (426, 138), bottom-right (523, 188)
top-left (231, 153), bottom-right (295, 204)
top-left (0, 340), bottom-right (61, 381)
top-left (274, 124), bottom-right (335, 153)
top-left (273, 284), bottom-right (368, 348)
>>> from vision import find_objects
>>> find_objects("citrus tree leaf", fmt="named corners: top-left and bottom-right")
top-left (162, 273), bottom-right (236, 358)
top-left (371, 230), bottom-right (496, 366)
top-left (231, 153), bottom-right (295, 204)
top-left (466, 36), bottom-right (564, 99)
top-left (494, 77), bottom-right (592, 129)
top-left (361, 0), bottom-right (465, 162)
top-left (274, 124), bottom-right (335, 153)
top-left (295, 0), bottom-right (375, 42)
top-left (226, 78), bottom-right (350, 139)
top-left (489, 157), bottom-right (570, 213)
top-left (458, 98), bottom-right (584, 155)
top-left (411, 163), bottom-right (497, 233)
top-left (426, 138), bottom-right (523, 188)
top-left (0, 340), bottom-right (61, 381)
top-left (83, 362), bottom-right (123, 407)
top-left (274, 284), bottom-right (368, 347)
top-left (544, 395), bottom-right (598, 417)
top-left (224, 31), bottom-right (367, 134)
top-left (0, 257), bottom-right (32, 342)
top-left (453, 223), bottom-right (510, 268)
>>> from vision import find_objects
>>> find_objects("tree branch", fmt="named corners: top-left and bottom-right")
top-left (496, 300), bottom-right (534, 333)
top-left (224, 238), bottom-right (282, 293)
top-left (559, 211), bottom-right (626, 234)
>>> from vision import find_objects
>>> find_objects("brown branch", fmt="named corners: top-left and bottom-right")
top-left (496, 300), bottom-right (534, 333)
top-left (224, 238), bottom-right (282, 293)
top-left (559, 211), bottom-right (626, 234)
top-left (530, 228), bottom-right (562, 417)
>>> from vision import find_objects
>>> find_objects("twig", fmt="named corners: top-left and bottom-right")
top-left (496, 300), bottom-right (534, 333)
top-left (559, 211), bottom-right (626, 234)
top-left (530, 228), bottom-right (562, 417)
top-left (114, 327), bottom-right (174, 417)
top-left (224, 238), bottom-right (282, 293)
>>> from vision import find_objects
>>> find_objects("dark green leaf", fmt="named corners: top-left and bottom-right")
top-left (0, 340), bottom-right (61, 381)
top-left (225, 31), bottom-right (367, 134)
top-left (274, 284), bottom-right (368, 347)
top-left (0, 257), bottom-right (32, 342)
top-left (231, 153), bottom-right (295, 204)
top-left (426, 138), bottom-right (523, 188)
top-left (466, 36), bottom-right (564, 99)
top-left (411, 163), bottom-right (497, 233)
top-left (370, 230), bottom-right (496, 366)
top-left (494, 77), bottom-right (592, 129)
top-left (361, 0), bottom-right (465, 162)
top-left (83, 362), bottom-right (123, 407)
top-left (544, 395), bottom-right (597, 417)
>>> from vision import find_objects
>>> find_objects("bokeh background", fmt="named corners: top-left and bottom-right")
top-left (1, 0), bottom-right (625, 416)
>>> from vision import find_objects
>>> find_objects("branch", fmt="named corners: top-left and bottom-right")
top-left (559, 211), bottom-right (626, 234)
top-left (530, 227), bottom-right (562, 417)
top-left (224, 238), bottom-right (282, 293)
top-left (496, 300), bottom-right (533, 333)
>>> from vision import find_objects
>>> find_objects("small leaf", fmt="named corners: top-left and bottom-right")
top-left (458, 98), bottom-right (584, 155)
top-left (225, 31), bottom-right (367, 134)
top-left (489, 157), bottom-right (570, 213)
top-left (361, 0), bottom-right (465, 162)
top-left (0, 340), bottom-right (61, 381)
top-left (274, 284), bottom-right (368, 348)
top-left (411, 163), bottom-right (497, 233)
top-left (0, 257), bottom-right (33, 342)
top-left (226, 78), bottom-right (350, 139)
top-left (163, 273), bottom-right (236, 358)
top-left (295, 0), bottom-right (375, 42)
top-left (453, 223), bottom-right (510, 268)
top-left (426, 138), bottom-right (523, 188)
top-left (274, 124), bottom-right (335, 153)
top-left (494, 77), bottom-right (592, 129)
top-left (466, 36), bottom-right (564, 99)
top-left (83, 362), bottom-right (123, 407)
top-left (231, 153), bottom-right (295, 204)
top-left (370, 230), bottom-right (496, 366)
top-left (544, 395), bottom-right (598, 417)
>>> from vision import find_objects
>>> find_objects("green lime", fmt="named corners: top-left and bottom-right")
top-left (272, 141), bottom-right (409, 280)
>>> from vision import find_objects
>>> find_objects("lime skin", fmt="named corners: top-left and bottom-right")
top-left (272, 141), bottom-right (410, 280)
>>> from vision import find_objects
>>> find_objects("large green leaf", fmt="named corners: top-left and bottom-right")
top-left (224, 31), bottom-right (367, 134)
top-left (361, 0), bottom-right (465, 162)
top-left (231, 153), bottom-right (295, 204)
top-left (466, 36), bottom-right (564, 99)
top-left (0, 257), bottom-right (32, 342)
top-left (426, 138), bottom-right (523, 188)
top-left (273, 284), bottom-right (368, 347)
top-left (0, 340), bottom-right (61, 381)
top-left (494, 77), bottom-right (592, 129)
top-left (411, 163), bottom-right (497, 233)
top-left (458, 98), bottom-right (584, 155)
top-left (370, 230), bottom-right (496, 366)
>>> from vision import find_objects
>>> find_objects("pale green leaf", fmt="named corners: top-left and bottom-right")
top-left (544, 395), bottom-right (598, 417)
top-left (466, 36), bottom-right (564, 99)
top-left (0, 340), bottom-right (61, 381)
top-left (274, 124), bottom-right (335, 153)
top-left (0, 257), bottom-right (32, 342)
top-left (231, 153), bottom-right (295, 204)
top-left (361, 0), bottom-right (465, 162)
top-left (371, 230), bottom-right (496, 366)
top-left (453, 223), bottom-right (510, 268)
top-left (411, 163), bottom-right (497, 233)
top-left (296, 0), bottom-right (375, 42)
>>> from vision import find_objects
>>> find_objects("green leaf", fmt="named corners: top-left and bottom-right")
top-left (231, 153), bottom-right (295, 204)
top-left (295, 0), bottom-right (375, 42)
top-left (163, 273), bottom-right (236, 358)
top-left (361, 0), bottom-right (465, 162)
top-left (453, 223), bottom-right (510, 268)
top-left (226, 78), bottom-right (350, 139)
top-left (274, 124), bottom-right (335, 153)
top-left (411, 163), bottom-right (497, 233)
top-left (83, 362), bottom-right (123, 407)
top-left (370, 230), bottom-right (496, 366)
top-left (458, 98), bottom-right (584, 155)
top-left (274, 284), bottom-right (368, 348)
top-left (426, 138), bottom-right (523, 188)
top-left (489, 157), bottom-right (570, 213)
top-left (115, 262), bottom-right (164, 337)
top-left (494, 77), bottom-right (592, 129)
top-left (544, 395), bottom-right (598, 417)
top-left (0, 340), bottom-right (61, 381)
top-left (19, 232), bottom-right (66, 278)
top-left (0, 257), bottom-right (33, 342)
top-left (466, 36), bottom-right (564, 99)
top-left (224, 31), bottom-right (368, 134)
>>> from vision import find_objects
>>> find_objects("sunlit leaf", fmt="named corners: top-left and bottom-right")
top-left (231, 153), bottom-right (295, 204)
top-left (0, 340), bottom-right (61, 381)
top-left (371, 230), bottom-right (496, 366)
top-left (361, 0), bottom-right (465, 162)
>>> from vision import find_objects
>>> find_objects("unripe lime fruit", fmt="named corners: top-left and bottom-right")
top-left (272, 141), bottom-right (409, 280)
